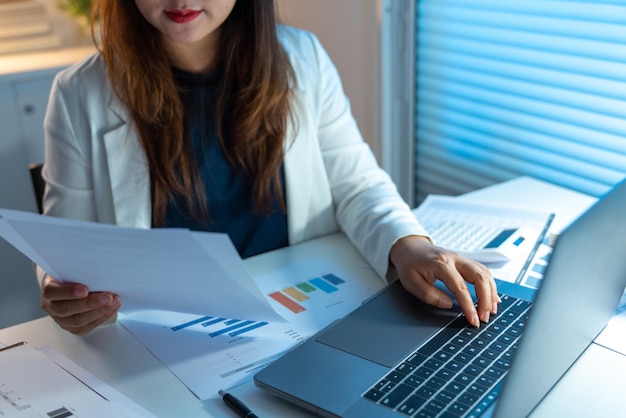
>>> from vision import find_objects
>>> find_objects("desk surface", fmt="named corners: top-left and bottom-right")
top-left (1, 177), bottom-right (624, 417)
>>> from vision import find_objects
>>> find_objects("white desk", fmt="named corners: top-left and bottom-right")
top-left (1, 177), bottom-right (624, 417)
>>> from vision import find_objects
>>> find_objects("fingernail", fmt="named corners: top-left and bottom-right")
top-left (438, 296), bottom-right (453, 309)
top-left (99, 293), bottom-right (113, 304)
top-left (472, 313), bottom-right (480, 328)
top-left (492, 302), bottom-right (498, 314)
top-left (74, 286), bottom-right (88, 298)
top-left (480, 311), bottom-right (490, 324)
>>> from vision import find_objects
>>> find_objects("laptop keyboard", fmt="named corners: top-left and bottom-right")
top-left (362, 294), bottom-right (531, 418)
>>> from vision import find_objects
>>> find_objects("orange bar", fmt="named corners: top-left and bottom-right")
top-left (269, 291), bottom-right (306, 314)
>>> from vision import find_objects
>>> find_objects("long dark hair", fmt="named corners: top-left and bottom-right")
top-left (92, 0), bottom-right (295, 225)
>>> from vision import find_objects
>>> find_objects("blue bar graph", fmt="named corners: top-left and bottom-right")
top-left (209, 320), bottom-right (255, 337)
top-left (310, 277), bottom-right (338, 293)
top-left (172, 316), bottom-right (212, 331)
top-left (229, 321), bottom-right (268, 337)
top-left (202, 317), bottom-right (226, 327)
top-left (322, 273), bottom-right (345, 285)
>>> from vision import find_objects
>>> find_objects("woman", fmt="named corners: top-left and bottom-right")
top-left (39, 0), bottom-right (498, 335)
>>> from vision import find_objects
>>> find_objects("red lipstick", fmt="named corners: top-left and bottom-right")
top-left (165, 9), bottom-right (202, 24)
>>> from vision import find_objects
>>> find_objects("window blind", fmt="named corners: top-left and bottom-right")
top-left (414, 0), bottom-right (626, 204)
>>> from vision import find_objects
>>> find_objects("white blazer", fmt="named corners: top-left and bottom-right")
top-left (42, 25), bottom-right (427, 282)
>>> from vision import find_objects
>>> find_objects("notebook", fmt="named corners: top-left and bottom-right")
top-left (254, 178), bottom-right (626, 418)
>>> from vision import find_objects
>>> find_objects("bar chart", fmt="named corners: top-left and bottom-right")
top-left (268, 273), bottom-right (347, 314)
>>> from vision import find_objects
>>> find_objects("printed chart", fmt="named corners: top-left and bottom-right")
top-left (268, 273), bottom-right (349, 313)
top-left (120, 259), bottom-right (378, 400)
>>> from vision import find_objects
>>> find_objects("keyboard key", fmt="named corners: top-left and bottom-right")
top-left (444, 359), bottom-right (464, 373)
top-left (374, 380), bottom-right (389, 391)
top-left (381, 381), bottom-right (396, 393)
top-left (446, 401), bottom-right (470, 416)
top-left (414, 366), bottom-right (435, 380)
top-left (361, 294), bottom-right (532, 418)
top-left (384, 370), bottom-right (406, 383)
top-left (471, 357), bottom-right (489, 369)
top-left (453, 352), bottom-right (473, 364)
top-left (406, 352), bottom-right (428, 367)
top-left (425, 376), bottom-right (446, 389)
top-left (467, 382), bottom-right (488, 398)
top-left (425, 358), bottom-right (444, 370)
top-left (476, 375), bottom-right (496, 388)
top-left (458, 392), bottom-right (479, 406)
top-left (404, 374), bottom-right (424, 388)
top-left (442, 343), bottom-right (462, 355)
top-left (468, 383), bottom-right (502, 417)
top-left (381, 383), bottom-right (414, 408)
top-left (444, 381), bottom-right (465, 395)
top-left (464, 364), bottom-right (482, 376)
top-left (424, 398), bottom-right (446, 414)
top-left (495, 358), bottom-right (511, 370)
top-left (485, 366), bottom-right (505, 380)
top-left (363, 388), bottom-right (384, 402)
top-left (416, 410), bottom-right (438, 418)
top-left (416, 385), bottom-right (437, 399)
top-left (436, 390), bottom-right (456, 403)
top-left (396, 362), bottom-right (416, 374)
top-left (398, 395), bottom-right (428, 416)
top-left (452, 372), bottom-right (473, 386)
top-left (461, 345), bottom-right (480, 357)
top-left (434, 368), bottom-right (455, 381)
top-left (509, 299), bottom-right (531, 313)
top-left (489, 341), bottom-right (507, 352)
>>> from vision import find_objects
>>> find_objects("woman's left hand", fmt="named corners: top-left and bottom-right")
top-left (389, 235), bottom-right (500, 328)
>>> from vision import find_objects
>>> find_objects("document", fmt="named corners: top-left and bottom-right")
top-left (0, 342), bottom-right (154, 417)
top-left (119, 259), bottom-right (378, 400)
top-left (412, 195), bottom-right (554, 285)
top-left (0, 209), bottom-right (283, 323)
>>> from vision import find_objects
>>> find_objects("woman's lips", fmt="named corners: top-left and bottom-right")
top-left (164, 9), bottom-right (202, 23)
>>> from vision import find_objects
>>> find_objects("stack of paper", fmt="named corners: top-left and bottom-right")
top-left (0, 209), bottom-right (283, 323)
top-left (0, 342), bottom-right (154, 417)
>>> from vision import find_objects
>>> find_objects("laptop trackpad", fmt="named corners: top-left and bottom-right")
top-left (315, 280), bottom-right (463, 368)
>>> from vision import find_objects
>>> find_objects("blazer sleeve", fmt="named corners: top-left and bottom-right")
top-left (306, 33), bottom-right (430, 280)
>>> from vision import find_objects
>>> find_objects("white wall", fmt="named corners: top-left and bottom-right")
top-left (276, 0), bottom-right (382, 160)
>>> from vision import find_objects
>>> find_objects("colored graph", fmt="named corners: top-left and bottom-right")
top-left (172, 315), bottom-right (269, 338)
top-left (268, 273), bottom-right (346, 314)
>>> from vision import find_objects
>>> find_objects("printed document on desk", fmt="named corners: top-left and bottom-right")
top-left (413, 195), bottom-right (554, 284)
top-left (0, 209), bottom-right (283, 323)
top-left (120, 259), bottom-right (378, 400)
top-left (0, 342), bottom-right (154, 417)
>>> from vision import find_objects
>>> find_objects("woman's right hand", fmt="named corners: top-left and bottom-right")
top-left (40, 275), bottom-right (121, 335)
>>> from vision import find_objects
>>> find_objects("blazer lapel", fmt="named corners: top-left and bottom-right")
top-left (102, 95), bottom-right (152, 228)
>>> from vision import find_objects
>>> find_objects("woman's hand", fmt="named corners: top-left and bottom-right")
top-left (40, 275), bottom-right (121, 335)
top-left (389, 235), bottom-right (499, 327)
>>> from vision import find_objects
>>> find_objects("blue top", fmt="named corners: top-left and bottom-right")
top-left (161, 67), bottom-right (288, 258)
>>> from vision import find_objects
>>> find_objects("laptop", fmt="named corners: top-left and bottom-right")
top-left (254, 177), bottom-right (626, 418)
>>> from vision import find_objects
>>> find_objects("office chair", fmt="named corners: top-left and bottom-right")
top-left (28, 163), bottom-right (45, 214)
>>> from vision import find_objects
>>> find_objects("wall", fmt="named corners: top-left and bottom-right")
top-left (275, 0), bottom-right (382, 160)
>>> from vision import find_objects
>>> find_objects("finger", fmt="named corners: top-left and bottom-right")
top-left (400, 273), bottom-right (454, 310)
top-left (54, 295), bottom-right (121, 335)
top-left (489, 275), bottom-right (500, 314)
top-left (61, 304), bottom-right (120, 336)
top-left (46, 292), bottom-right (117, 318)
top-left (458, 261), bottom-right (494, 323)
top-left (472, 262), bottom-right (501, 312)
top-left (439, 269), bottom-right (480, 328)
top-left (42, 277), bottom-right (89, 302)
